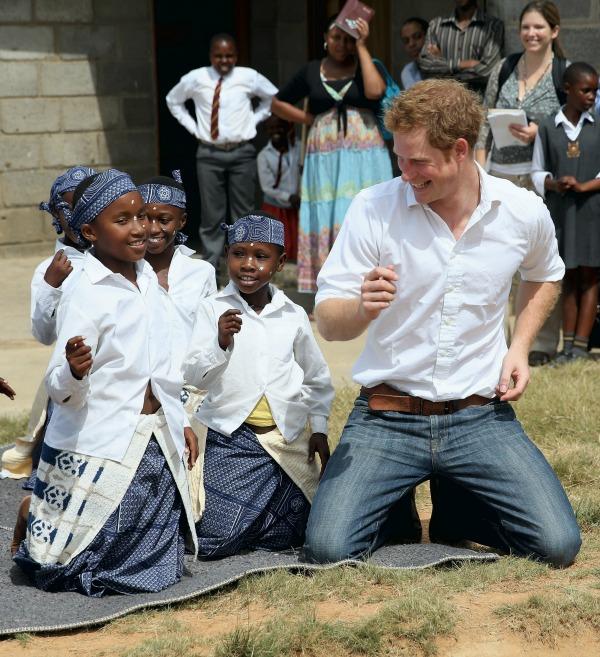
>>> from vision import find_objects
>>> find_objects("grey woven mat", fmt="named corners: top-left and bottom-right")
top-left (0, 470), bottom-right (497, 636)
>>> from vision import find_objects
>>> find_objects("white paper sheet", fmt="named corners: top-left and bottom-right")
top-left (487, 109), bottom-right (528, 149)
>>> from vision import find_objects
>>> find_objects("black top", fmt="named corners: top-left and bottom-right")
top-left (276, 59), bottom-right (381, 116)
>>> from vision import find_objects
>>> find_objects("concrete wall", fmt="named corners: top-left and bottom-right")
top-left (0, 0), bottom-right (157, 256)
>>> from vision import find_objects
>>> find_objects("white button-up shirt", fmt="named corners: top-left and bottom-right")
top-left (531, 108), bottom-right (600, 197)
top-left (257, 142), bottom-right (301, 208)
top-left (182, 283), bottom-right (333, 441)
top-left (315, 166), bottom-right (565, 400)
top-left (30, 240), bottom-right (86, 345)
top-left (165, 245), bottom-right (217, 369)
top-left (45, 252), bottom-right (187, 461)
top-left (165, 66), bottom-right (278, 144)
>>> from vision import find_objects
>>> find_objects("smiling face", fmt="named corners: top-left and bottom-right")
top-left (393, 127), bottom-right (467, 206)
top-left (145, 203), bottom-right (186, 255)
top-left (210, 39), bottom-right (237, 76)
top-left (565, 73), bottom-right (599, 114)
top-left (520, 10), bottom-right (559, 54)
top-left (400, 21), bottom-right (426, 60)
top-left (81, 191), bottom-right (148, 267)
top-left (324, 25), bottom-right (356, 63)
top-left (226, 241), bottom-right (286, 299)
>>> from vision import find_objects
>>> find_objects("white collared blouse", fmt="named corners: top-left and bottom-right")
top-left (45, 252), bottom-right (187, 461)
top-left (30, 240), bottom-right (86, 345)
top-left (166, 66), bottom-right (278, 144)
top-left (165, 245), bottom-right (217, 368)
top-left (182, 283), bottom-right (333, 442)
top-left (315, 165), bottom-right (565, 401)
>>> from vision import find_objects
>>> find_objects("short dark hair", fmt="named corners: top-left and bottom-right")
top-left (72, 172), bottom-right (100, 209)
top-left (209, 33), bottom-right (237, 51)
top-left (401, 17), bottom-right (429, 33)
top-left (563, 62), bottom-right (598, 87)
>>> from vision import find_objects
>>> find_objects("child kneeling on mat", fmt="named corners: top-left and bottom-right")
top-left (183, 214), bottom-right (334, 558)
top-left (13, 169), bottom-right (198, 596)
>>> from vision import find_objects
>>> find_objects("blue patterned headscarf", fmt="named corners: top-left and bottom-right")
top-left (223, 214), bottom-right (285, 248)
top-left (70, 169), bottom-right (138, 243)
top-left (138, 170), bottom-right (188, 245)
top-left (39, 166), bottom-right (97, 234)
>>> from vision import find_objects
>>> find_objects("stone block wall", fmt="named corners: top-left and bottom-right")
top-left (0, 0), bottom-right (157, 256)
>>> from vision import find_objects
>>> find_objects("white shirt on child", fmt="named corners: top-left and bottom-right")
top-left (165, 245), bottom-right (217, 369)
top-left (257, 142), bottom-right (301, 208)
top-left (182, 282), bottom-right (333, 442)
top-left (45, 252), bottom-right (187, 461)
top-left (315, 165), bottom-right (564, 401)
top-left (166, 66), bottom-right (278, 144)
top-left (30, 240), bottom-right (86, 345)
top-left (531, 108), bottom-right (600, 197)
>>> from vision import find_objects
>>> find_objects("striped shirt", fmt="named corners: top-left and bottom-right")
top-left (418, 8), bottom-right (504, 86)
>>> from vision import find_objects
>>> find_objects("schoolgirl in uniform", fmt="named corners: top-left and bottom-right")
top-left (14, 169), bottom-right (198, 596)
top-left (183, 214), bottom-right (334, 557)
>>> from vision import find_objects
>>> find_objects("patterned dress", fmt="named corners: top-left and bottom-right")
top-left (277, 60), bottom-right (393, 292)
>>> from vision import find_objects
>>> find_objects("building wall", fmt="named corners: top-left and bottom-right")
top-left (0, 0), bottom-right (157, 256)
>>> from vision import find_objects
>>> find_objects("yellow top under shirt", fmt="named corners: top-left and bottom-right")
top-left (246, 395), bottom-right (275, 427)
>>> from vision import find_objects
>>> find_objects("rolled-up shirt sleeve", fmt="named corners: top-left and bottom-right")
top-left (293, 312), bottom-right (334, 435)
top-left (519, 196), bottom-right (565, 282)
top-left (252, 71), bottom-right (278, 126)
top-left (315, 192), bottom-right (382, 305)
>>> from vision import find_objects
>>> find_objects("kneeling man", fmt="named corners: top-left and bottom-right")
top-left (305, 79), bottom-right (581, 568)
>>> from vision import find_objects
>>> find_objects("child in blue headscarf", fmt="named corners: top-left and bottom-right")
top-left (183, 213), bottom-right (334, 558)
top-left (13, 169), bottom-right (198, 596)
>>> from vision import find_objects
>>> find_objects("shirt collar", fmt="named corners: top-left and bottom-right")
top-left (55, 239), bottom-right (86, 259)
top-left (555, 107), bottom-right (595, 128)
top-left (174, 244), bottom-right (196, 258)
top-left (442, 7), bottom-right (486, 26)
top-left (404, 162), bottom-right (501, 224)
top-left (83, 250), bottom-right (148, 286)
top-left (216, 281), bottom-right (290, 315)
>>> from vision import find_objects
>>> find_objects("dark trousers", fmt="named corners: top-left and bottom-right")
top-left (196, 141), bottom-right (257, 268)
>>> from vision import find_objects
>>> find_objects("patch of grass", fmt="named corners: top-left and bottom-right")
top-left (572, 492), bottom-right (600, 530)
top-left (109, 608), bottom-right (184, 636)
top-left (0, 412), bottom-right (29, 445)
top-left (14, 632), bottom-right (33, 647)
top-left (328, 385), bottom-right (358, 448)
top-left (494, 589), bottom-right (600, 644)
top-left (120, 634), bottom-right (197, 657)
top-left (213, 586), bottom-right (454, 657)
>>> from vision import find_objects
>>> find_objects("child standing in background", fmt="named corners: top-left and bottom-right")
top-left (257, 116), bottom-right (301, 260)
top-left (14, 169), bottom-right (198, 596)
top-left (532, 62), bottom-right (600, 363)
top-left (183, 214), bottom-right (333, 558)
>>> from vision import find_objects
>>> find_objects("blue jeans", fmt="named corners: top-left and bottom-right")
top-left (305, 397), bottom-right (581, 567)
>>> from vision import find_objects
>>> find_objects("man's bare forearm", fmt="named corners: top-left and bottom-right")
top-left (511, 280), bottom-right (560, 353)
top-left (315, 298), bottom-right (370, 341)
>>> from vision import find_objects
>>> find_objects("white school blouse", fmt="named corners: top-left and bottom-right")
top-left (165, 66), bottom-right (278, 144)
top-left (182, 283), bottom-right (333, 442)
top-left (531, 108), bottom-right (600, 197)
top-left (315, 165), bottom-right (565, 401)
top-left (30, 240), bottom-right (86, 345)
top-left (45, 252), bottom-right (187, 461)
top-left (257, 142), bottom-right (301, 208)
top-left (165, 245), bottom-right (217, 369)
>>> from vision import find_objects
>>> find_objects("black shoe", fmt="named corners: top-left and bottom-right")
top-left (550, 350), bottom-right (573, 367)
top-left (528, 351), bottom-right (550, 367)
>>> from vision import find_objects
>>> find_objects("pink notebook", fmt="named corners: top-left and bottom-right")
top-left (334, 0), bottom-right (375, 39)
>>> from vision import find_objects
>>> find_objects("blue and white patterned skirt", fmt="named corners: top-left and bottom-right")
top-left (197, 424), bottom-right (311, 558)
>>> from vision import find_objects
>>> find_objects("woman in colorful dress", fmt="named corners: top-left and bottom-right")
top-left (272, 16), bottom-right (393, 293)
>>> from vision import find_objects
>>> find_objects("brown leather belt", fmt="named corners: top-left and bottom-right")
top-left (360, 384), bottom-right (494, 415)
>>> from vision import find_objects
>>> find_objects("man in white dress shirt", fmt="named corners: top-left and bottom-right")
top-left (166, 34), bottom-right (278, 268)
top-left (304, 79), bottom-right (581, 568)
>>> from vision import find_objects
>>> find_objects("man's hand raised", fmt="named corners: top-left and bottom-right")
top-left (358, 265), bottom-right (398, 322)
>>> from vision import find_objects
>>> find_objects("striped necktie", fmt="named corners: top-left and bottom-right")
top-left (210, 77), bottom-right (223, 141)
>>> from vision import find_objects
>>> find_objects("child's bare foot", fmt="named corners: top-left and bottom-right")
top-left (11, 495), bottom-right (31, 556)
